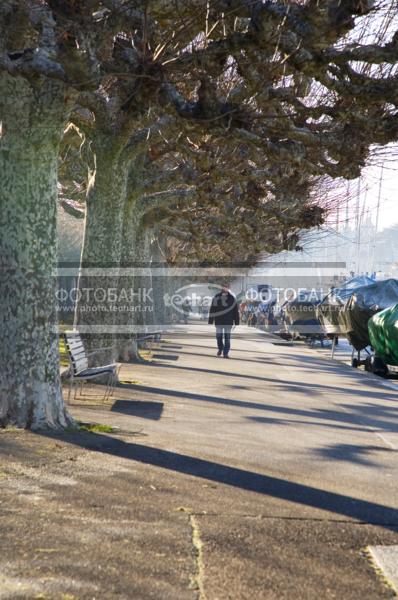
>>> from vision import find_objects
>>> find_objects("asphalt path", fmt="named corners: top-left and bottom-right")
top-left (1, 323), bottom-right (397, 599)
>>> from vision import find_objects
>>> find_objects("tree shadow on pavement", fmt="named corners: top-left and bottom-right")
top-left (151, 354), bottom-right (180, 361)
top-left (176, 342), bottom-right (262, 354)
top-left (110, 400), bottom-right (164, 420)
top-left (159, 344), bottom-right (183, 350)
top-left (125, 364), bottom-right (398, 403)
top-left (116, 381), bottom-right (398, 434)
top-left (132, 362), bottom-right (282, 384)
top-left (176, 336), bottom-right (397, 386)
top-left (245, 416), bottom-right (373, 433)
top-left (116, 382), bottom-right (289, 411)
top-left (113, 384), bottom-right (398, 433)
top-left (245, 401), bottom-right (398, 434)
top-left (311, 443), bottom-right (394, 467)
top-left (40, 430), bottom-right (398, 532)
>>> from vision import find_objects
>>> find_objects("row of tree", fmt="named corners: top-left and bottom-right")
top-left (1, 0), bottom-right (398, 428)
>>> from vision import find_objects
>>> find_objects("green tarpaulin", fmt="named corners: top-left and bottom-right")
top-left (340, 279), bottom-right (398, 351)
top-left (368, 304), bottom-right (398, 366)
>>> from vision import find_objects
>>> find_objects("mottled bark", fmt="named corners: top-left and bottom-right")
top-left (151, 235), bottom-right (168, 327)
top-left (74, 141), bottom-right (129, 365)
top-left (0, 74), bottom-right (74, 429)
top-left (116, 196), bottom-right (153, 361)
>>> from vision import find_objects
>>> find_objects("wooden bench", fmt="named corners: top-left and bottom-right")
top-left (63, 331), bottom-right (120, 402)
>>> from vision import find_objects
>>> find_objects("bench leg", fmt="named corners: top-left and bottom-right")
top-left (105, 374), bottom-right (113, 402)
top-left (66, 378), bottom-right (79, 404)
top-left (105, 368), bottom-right (119, 402)
top-left (108, 366), bottom-right (121, 399)
top-left (102, 373), bottom-right (112, 403)
top-left (67, 377), bottom-right (73, 404)
top-left (70, 368), bottom-right (120, 404)
top-left (75, 380), bottom-right (84, 399)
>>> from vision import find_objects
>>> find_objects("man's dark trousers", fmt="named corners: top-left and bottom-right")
top-left (208, 290), bottom-right (239, 357)
top-left (216, 325), bottom-right (232, 357)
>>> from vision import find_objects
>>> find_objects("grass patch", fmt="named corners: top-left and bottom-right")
top-left (59, 336), bottom-right (70, 368)
top-left (0, 427), bottom-right (25, 434)
top-left (77, 422), bottom-right (115, 433)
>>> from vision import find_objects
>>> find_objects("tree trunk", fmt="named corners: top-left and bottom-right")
top-left (151, 234), bottom-right (168, 328)
top-left (0, 75), bottom-right (74, 429)
top-left (74, 141), bottom-right (129, 365)
top-left (116, 198), bottom-right (151, 361)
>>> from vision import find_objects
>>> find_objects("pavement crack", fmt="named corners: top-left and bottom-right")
top-left (186, 511), bottom-right (398, 526)
top-left (190, 513), bottom-right (206, 600)
top-left (180, 508), bottom-right (206, 599)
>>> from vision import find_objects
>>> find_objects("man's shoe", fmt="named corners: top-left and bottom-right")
top-left (217, 350), bottom-right (222, 356)
top-left (223, 354), bottom-right (229, 359)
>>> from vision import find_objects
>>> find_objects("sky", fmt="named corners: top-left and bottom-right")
top-left (276, 152), bottom-right (398, 270)
top-left (361, 159), bottom-right (398, 232)
top-left (335, 3), bottom-right (398, 233)
top-left (327, 153), bottom-right (398, 235)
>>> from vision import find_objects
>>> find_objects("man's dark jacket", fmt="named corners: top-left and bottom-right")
top-left (208, 292), bottom-right (240, 326)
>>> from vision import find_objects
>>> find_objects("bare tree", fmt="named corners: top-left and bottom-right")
top-left (2, 0), bottom-right (398, 428)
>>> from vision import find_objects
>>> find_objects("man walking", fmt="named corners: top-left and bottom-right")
top-left (208, 283), bottom-right (240, 358)
top-left (182, 297), bottom-right (191, 324)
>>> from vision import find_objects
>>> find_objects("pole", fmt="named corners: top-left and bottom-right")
top-left (355, 178), bottom-right (361, 274)
top-left (372, 165), bottom-right (383, 274)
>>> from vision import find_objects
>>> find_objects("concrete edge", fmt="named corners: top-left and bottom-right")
top-left (366, 545), bottom-right (398, 597)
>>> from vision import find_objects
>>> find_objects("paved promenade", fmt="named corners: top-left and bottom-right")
top-left (1, 324), bottom-right (397, 599)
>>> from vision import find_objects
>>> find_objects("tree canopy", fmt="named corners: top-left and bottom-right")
top-left (2, 0), bottom-right (398, 427)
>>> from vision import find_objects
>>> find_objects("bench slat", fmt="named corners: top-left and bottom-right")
top-left (65, 332), bottom-right (81, 340)
top-left (67, 345), bottom-right (84, 354)
top-left (70, 349), bottom-right (86, 361)
top-left (73, 358), bottom-right (88, 373)
top-left (66, 338), bottom-right (84, 348)
top-left (67, 342), bottom-right (84, 352)
top-left (64, 331), bottom-right (114, 379)
top-left (64, 332), bottom-right (87, 375)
